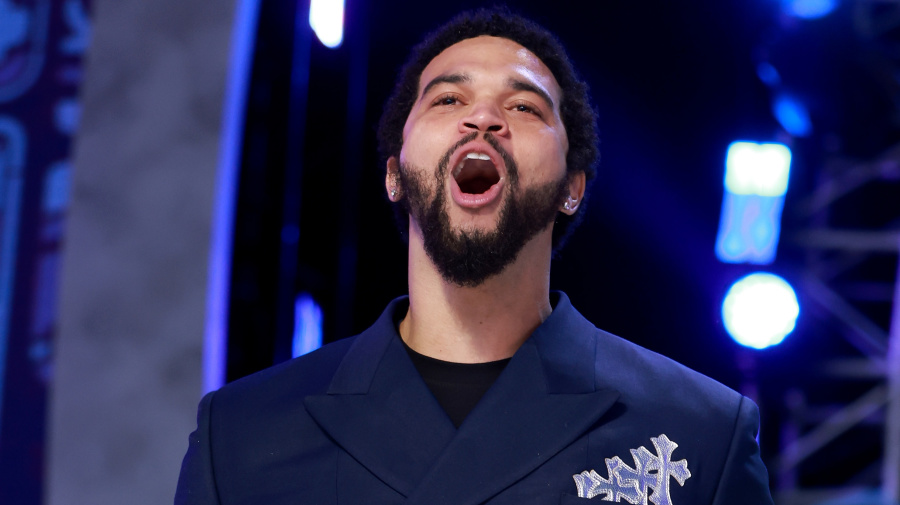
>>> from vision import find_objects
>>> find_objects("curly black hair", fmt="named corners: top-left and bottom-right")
top-left (377, 6), bottom-right (599, 252)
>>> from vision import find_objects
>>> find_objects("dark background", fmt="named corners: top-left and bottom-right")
top-left (226, 0), bottom-right (899, 492)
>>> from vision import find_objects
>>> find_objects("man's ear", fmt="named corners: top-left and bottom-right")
top-left (385, 157), bottom-right (402, 202)
top-left (560, 171), bottom-right (586, 215)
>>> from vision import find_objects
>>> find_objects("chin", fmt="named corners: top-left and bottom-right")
top-left (452, 217), bottom-right (499, 233)
top-left (445, 205), bottom-right (502, 227)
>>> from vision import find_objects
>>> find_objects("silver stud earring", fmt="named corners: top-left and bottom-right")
top-left (390, 188), bottom-right (397, 199)
top-left (563, 200), bottom-right (572, 211)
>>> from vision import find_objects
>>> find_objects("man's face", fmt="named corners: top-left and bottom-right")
top-left (393, 36), bottom-right (578, 286)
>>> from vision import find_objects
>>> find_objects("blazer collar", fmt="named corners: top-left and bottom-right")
top-left (321, 293), bottom-right (599, 395)
top-left (305, 293), bottom-right (620, 504)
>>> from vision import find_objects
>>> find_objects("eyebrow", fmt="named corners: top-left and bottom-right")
top-left (507, 78), bottom-right (555, 111)
top-left (419, 73), bottom-right (471, 101)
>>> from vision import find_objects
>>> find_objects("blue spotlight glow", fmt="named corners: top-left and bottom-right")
top-left (716, 193), bottom-right (785, 264)
top-left (292, 293), bottom-right (323, 358)
top-left (716, 142), bottom-right (792, 264)
top-left (309, 0), bottom-right (344, 49)
top-left (756, 62), bottom-right (781, 88)
top-left (722, 273), bottom-right (799, 349)
top-left (784, 0), bottom-right (838, 19)
top-left (773, 94), bottom-right (813, 137)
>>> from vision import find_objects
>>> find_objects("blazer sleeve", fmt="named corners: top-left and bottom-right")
top-left (174, 391), bottom-right (221, 505)
top-left (711, 395), bottom-right (775, 505)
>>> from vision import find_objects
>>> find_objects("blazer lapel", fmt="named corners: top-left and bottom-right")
top-left (304, 299), bottom-right (456, 498)
top-left (405, 293), bottom-right (621, 505)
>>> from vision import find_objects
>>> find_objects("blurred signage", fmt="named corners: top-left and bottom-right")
top-left (0, 1), bottom-right (91, 503)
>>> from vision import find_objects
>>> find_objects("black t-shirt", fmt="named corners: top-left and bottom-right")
top-left (403, 341), bottom-right (510, 428)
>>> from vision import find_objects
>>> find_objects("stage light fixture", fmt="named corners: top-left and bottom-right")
top-left (783, 0), bottom-right (838, 19)
top-left (722, 273), bottom-right (799, 349)
top-left (309, 0), bottom-right (344, 49)
top-left (756, 62), bottom-right (781, 88)
top-left (292, 292), bottom-right (323, 357)
top-left (724, 142), bottom-right (791, 197)
top-left (715, 142), bottom-right (792, 264)
top-left (773, 94), bottom-right (812, 137)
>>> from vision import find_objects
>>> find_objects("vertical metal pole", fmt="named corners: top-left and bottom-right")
top-left (884, 242), bottom-right (900, 503)
top-left (779, 389), bottom-right (804, 492)
top-left (274, 0), bottom-right (312, 362)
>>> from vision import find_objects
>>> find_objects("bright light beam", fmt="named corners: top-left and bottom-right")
top-left (309, 0), bottom-right (344, 49)
top-left (722, 273), bottom-right (799, 349)
top-left (773, 94), bottom-right (813, 138)
top-left (292, 292), bottom-right (323, 358)
top-left (724, 142), bottom-right (791, 197)
top-left (784, 0), bottom-right (838, 19)
top-left (716, 142), bottom-right (792, 264)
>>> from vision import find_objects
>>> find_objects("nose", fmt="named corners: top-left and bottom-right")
top-left (459, 101), bottom-right (508, 135)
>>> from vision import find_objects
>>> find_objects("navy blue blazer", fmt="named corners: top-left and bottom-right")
top-left (175, 293), bottom-right (774, 505)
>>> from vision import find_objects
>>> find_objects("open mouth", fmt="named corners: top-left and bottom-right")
top-left (453, 152), bottom-right (501, 194)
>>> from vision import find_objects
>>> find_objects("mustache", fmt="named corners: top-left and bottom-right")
top-left (436, 132), bottom-right (478, 181)
top-left (435, 131), bottom-right (518, 185)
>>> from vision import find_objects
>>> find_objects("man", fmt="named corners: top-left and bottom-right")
top-left (176, 8), bottom-right (774, 505)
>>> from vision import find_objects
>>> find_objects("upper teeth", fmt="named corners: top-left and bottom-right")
top-left (453, 152), bottom-right (493, 176)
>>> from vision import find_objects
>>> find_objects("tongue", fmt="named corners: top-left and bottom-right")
top-left (456, 159), bottom-right (500, 194)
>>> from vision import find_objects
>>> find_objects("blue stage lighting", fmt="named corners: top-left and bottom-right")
top-left (309, 0), bottom-right (344, 48)
top-left (756, 62), bottom-right (781, 88)
top-left (724, 142), bottom-right (791, 197)
top-left (722, 273), bottom-right (799, 349)
top-left (716, 193), bottom-right (785, 264)
top-left (773, 94), bottom-right (813, 137)
top-left (715, 142), bottom-right (791, 264)
top-left (292, 292), bottom-right (323, 357)
top-left (784, 0), bottom-right (838, 19)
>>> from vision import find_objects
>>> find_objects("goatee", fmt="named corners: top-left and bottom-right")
top-left (398, 132), bottom-right (569, 288)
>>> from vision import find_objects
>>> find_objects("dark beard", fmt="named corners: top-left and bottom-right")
top-left (399, 132), bottom-right (569, 288)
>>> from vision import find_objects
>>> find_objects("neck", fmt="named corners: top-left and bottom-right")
top-left (399, 222), bottom-right (554, 363)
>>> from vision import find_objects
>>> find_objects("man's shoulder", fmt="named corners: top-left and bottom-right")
top-left (590, 325), bottom-right (745, 417)
top-left (210, 296), bottom-right (405, 410)
top-left (554, 293), bottom-right (742, 409)
top-left (213, 335), bottom-right (358, 406)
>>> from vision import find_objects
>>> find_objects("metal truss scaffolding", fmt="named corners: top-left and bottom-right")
top-left (772, 2), bottom-right (900, 503)
top-left (776, 145), bottom-right (899, 505)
